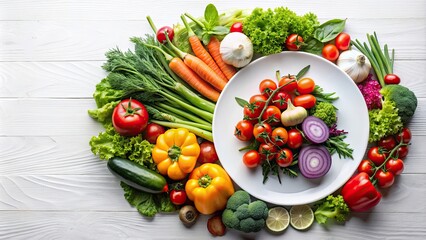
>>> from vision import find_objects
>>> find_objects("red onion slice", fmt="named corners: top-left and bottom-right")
top-left (301, 116), bottom-right (330, 144)
top-left (298, 145), bottom-right (332, 179)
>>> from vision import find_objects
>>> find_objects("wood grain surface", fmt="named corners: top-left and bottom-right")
top-left (1, 0), bottom-right (425, 239)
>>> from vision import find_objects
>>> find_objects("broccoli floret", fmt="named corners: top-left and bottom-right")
top-left (222, 190), bottom-right (268, 233)
top-left (314, 195), bottom-right (350, 224)
top-left (225, 190), bottom-right (251, 211)
top-left (380, 85), bottom-right (417, 124)
top-left (310, 102), bottom-right (337, 126)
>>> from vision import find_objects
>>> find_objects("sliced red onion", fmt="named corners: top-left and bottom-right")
top-left (298, 145), bottom-right (332, 179)
top-left (301, 116), bottom-right (330, 144)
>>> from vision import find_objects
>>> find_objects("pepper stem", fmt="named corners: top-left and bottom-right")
top-left (168, 145), bottom-right (182, 162)
top-left (198, 174), bottom-right (212, 188)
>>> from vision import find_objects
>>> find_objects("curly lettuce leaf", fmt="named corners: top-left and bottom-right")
top-left (369, 100), bottom-right (403, 142)
top-left (93, 78), bottom-right (124, 108)
top-left (121, 182), bottom-right (176, 217)
top-left (88, 100), bottom-right (119, 125)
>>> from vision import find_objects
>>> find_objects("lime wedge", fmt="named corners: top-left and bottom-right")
top-left (289, 205), bottom-right (314, 230)
top-left (266, 207), bottom-right (290, 233)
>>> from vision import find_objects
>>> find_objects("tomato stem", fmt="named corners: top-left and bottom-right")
top-left (369, 140), bottom-right (408, 181)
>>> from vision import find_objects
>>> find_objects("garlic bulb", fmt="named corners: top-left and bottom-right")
top-left (219, 32), bottom-right (253, 68)
top-left (337, 50), bottom-right (371, 83)
top-left (281, 99), bottom-right (308, 127)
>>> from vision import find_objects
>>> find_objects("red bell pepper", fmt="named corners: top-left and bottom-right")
top-left (341, 172), bottom-right (382, 212)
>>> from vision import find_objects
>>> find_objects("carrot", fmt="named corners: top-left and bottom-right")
top-left (169, 58), bottom-right (220, 102)
top-left (207, 36), bottom-right (237, 81)
top-left (182, 54), bottom-right (227, 91)
top-left (181, 15), bottom-right (227, 81)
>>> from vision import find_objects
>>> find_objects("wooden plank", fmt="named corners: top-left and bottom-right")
top-left (0, 98), bottom-right (424, 136)
top-left (0, 19), bottom-right (425, 61)
top-left (0, 211), bottom-right (425, 239)
top-left (0, 174), bottom-right (424, 213)
top-left (1, 60), bottom-right (425, 98)
top-left (0, 135), bottom-right (424, 175)
top-left (1, 0), bottom-right (425, 20)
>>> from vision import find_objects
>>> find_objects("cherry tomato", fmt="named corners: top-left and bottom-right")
top-left (293, 94), bottom-right (316, 109)
top-left (271, 127), bottom-right (288, 147)
top-left (198, 141), bottom-right (219, 164)
top-left (287, 129), bottom-right (303, 149)
top-left (396, 127), bottom-right (412, 143)
top-left (322, 44), bottom-right (340, 62)
top-left (230, 22), bottom-right (243, 33)
top-left (358, 159), bottom-right (375, 176)
top-left (234, 120), bottom-right (254, 141)
top-left (335, 33), bottom-right (351, 51)
top-left (170, 189), bottom-right (187, 205)
top-left (156, 26), bottom-right (174, 43)
top-left (272, 91), bottom-right (290, 110)
top-left (375, 169), bottom-right (395, 188)
top-left (253, 123), bottom-right (272, 143)
top-left (378, 136), bottom-right (397, 151)
top-left (259, 79), bottom-right (277, 97)
top-left (396, 145), bottom-right (409, 159)
top-left (258, 143), bottom-right (277, 161)
top-left (297, 78), bottom-right (316, 94)
top-left (112, 99), bottom-right (149, 136)
top-left (385, 158), bottom-right (404, 175)
top-left (384, 74), bottom-right (401, 85)
top-left (243, 104), bottom-right (261, 121)
top-left (285, 34), bottom-right (304, 51)
top-left (276, 148), bottom-right (294, 167)
top-left (261, 105), bottom-right (281, 126)
top-left (367, 147), bottom-right (387, 166)
top-left (143, 123), bottom-right (166, 144)
top-left (243, 150), bottom-right (261, 168)
top-left (279, 75), bottom-right (298, 92)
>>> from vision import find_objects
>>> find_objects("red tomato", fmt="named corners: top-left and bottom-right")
top-left (230, 22), bottom-right (243, 33)
top-left (276, 148), bottom-right (294, 167)
top-left (335, 33), bottom-right (351, 51)
top-left (261, 105), bottom-right (281, 126)
top-left (258, 143), bottom-right (277, 161)
top-left (358, 159), bottom-right (375, 176)
top-left (384, 74), bottom-right (401, 85)
top-left (249, 94), bottom-right (267, 113)
top-left (322, 44), bottom-right (340, 61)
top-left (279, 75), bottom-right (298, 92)
top-left (385, 158), bottom-right (404, 175)
top-left (272, 91), bottom-right (290, 110)
top-left (243, 104), bottom-right (261, 121)
top-left (375, 169), bottom-right (395, 188)
top-left (293, 94), bottom-right (316, 109)
top-left (287, 129), bottom-right (303, 149)
top-left (368, 147), bottom-right (387, 166)
top-left (396, 127), bottom-right (411, 143)
top-left (271, 127), bottom-right (288, 147)
top-left (253, 123), bottom-right (272, 143)
top-left (156, 26), bottom-right (174, 43)
top-left (259, 79), bottom-right (277, 97)
top-left (285, 34), bottom-right (304, 51)
top-left (143, 123), bottom-right (166, 144)
top-left (234, 120), bottom-right (254, 141)
top-left (297, 78), bottom-right (316, 94)
top-left (198, 141), bottom-right (219, 164)
top-left (243, 150), bottom-right (261, 168)
top-left (396, 145), bottom-right (409, 159)
top-left (112, 99), bottom-right (149, 136)
top-left (169, 189), bottom-right (187, 205)
top-left (378, 136), bottom-right (397, 151)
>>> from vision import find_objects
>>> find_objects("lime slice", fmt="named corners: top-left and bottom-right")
top-left (289, 205), bottom-right (314, 230)
top-left (266, 207), bottom-right (290, 233)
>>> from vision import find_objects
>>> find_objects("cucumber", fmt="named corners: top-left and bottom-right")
top-left (107, 157), bottom-right (168, 194)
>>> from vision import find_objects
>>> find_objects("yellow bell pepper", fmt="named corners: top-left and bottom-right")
top-left (185, 163), bottom-right (235, 215)
top-left (152, 128), bottom-right (200, 180)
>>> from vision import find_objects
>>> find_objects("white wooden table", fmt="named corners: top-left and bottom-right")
top-left (1, 1), bottom-right (425, 239)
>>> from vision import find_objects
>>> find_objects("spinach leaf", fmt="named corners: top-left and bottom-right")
top-left (204, 3), bottom-right (219, 29)
top-left (313, 19), bottom-right (346, 43)
top-left (302, 38), bottom-right (324, 55)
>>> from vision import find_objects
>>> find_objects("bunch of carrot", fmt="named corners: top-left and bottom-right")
top-left (147, 16), bottom-right (236, 103)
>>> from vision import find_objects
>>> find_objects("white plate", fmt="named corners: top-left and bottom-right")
top-left (212, 51), bottom-right (369, 206)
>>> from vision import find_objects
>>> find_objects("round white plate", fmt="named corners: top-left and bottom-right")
top-left (213, 51), bottom-right (369, 206)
